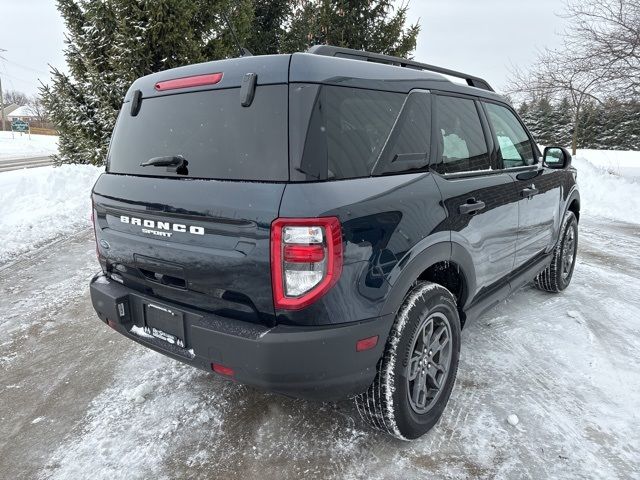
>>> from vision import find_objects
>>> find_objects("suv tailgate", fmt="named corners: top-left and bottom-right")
top-left (93, 174), bottom-right (284, 326)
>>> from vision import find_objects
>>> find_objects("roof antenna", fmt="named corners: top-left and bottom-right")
top-left (221, 10), bottom-right (252, 57)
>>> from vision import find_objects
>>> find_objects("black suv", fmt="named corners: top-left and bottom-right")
top-left (90, 46), bottom-right (579, 439)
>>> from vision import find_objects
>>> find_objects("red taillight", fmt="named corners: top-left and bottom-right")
top-left (211, 363), bottom-right (234, 377)
top-left (356, 335), bottom-right (379, 352)
top-left (154, 72), bottom-right (223, 91)
top-left (271, 217), bottom-right (343, 310)
top-left (283, 244), bottom-right (325, 263)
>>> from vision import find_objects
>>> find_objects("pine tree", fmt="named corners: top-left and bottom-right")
top-left (577, 100), bottom-right (600, 149)
top-left (552, 97), bottom-right (573, 148)
top-left (282, 0), bottom-right (420, 57)
top-left (246, 0), bottom-right (291, 55)
top-left (42, 0), bottom-right (253, 165)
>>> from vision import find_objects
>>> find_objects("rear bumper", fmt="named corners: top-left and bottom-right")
top-left (89, 273), bottom-right (394, 401)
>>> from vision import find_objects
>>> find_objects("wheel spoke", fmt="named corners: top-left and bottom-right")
top-left (428, 325), bottom-right (447, 353)
top-left (408, 353), bottom-right (422, 381)
top-left (421, 319), bottom-right (434, 350)
top-left (412, 369), bottom-right (428, 408)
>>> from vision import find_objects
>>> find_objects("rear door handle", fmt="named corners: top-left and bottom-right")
top-left (458, 199), bottom-right (486, 215)
top-left (522, 187), bottom-right (540, 198)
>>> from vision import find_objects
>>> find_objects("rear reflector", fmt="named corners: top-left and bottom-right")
top-left (211, 363), bottom-right (234, 377)
top-left (155, 73), bottom-right (223, 91)
top-left (283, 244), bottom-right (325, 263)
top-left (356, 335), bottom-right (379, 352)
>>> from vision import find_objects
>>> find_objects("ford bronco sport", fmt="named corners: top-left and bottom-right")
top-left (90, 46), bottom-right (580, 439)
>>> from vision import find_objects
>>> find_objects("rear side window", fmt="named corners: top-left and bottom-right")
top-left (295, 86), bottom-right (425, 180)
top-left (372, 91), bottom-right (431, 175)
top-left (108, 85), bottom-right (288, 180)
top-left (433, 95), bottom-right (490, 174)
top-left (484, 103), bottom-right (536, 168)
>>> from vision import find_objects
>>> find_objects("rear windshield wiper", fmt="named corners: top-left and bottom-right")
top-left (140, 155), bottom-right (186, 167)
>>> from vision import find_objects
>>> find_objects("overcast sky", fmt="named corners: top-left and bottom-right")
top-left (0, 0), bottom-right (569, 98)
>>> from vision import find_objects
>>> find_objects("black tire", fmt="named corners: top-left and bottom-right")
top-left (535, 211), bottom-right (578, 293)
top-left (355, 282), bottom-right (461, 440)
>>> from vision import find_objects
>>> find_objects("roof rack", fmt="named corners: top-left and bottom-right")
top-left (307, 45), bottom-right (494, 92)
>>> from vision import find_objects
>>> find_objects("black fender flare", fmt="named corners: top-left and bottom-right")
top-left (379, 240), bottom-right (477, 317)
top-left (565, 187), bottom-right (580, 220)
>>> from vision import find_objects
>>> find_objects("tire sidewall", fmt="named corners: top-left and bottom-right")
top-left (557, 212), bottom-right (578, 290)
top-left (390, 284), bottom-right (461, 439)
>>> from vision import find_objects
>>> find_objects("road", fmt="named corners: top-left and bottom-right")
top-left (1, 216), bottom-right (638, 480)
top-left (0, 156), bottom-right (53, 173)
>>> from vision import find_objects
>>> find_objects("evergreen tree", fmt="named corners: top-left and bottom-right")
top-left (42, 0), bottom-right (253, 165)
top-left (552, 97), bottom-right (573, 148)
top-left (246, 0), bottom-right (291, 55)
top-left (281, 0), bottom-right (420, 57)
top-left (577, 100), bottom-right (601, 149)
top-left (536, 97), bottom-right (555, 146)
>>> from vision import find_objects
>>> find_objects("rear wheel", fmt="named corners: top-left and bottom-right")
top-left (535, 211), bottom-right (578, 293)
top-left (355, 282), bottom-right (461, 439)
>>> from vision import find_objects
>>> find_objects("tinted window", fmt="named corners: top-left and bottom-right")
top-left (108, 85), bottom-right (288, 180)
top-left (434, 95), bottom-right (490, 174)
top-left (373, 91), bottom-right (431, 175)
top-left (485, 103), bottom-right (535, 168)
top-left (297, 86), bottom-right (405, 180)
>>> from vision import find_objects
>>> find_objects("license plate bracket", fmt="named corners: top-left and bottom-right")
top-left (144, 303), bottom-right (185, 348)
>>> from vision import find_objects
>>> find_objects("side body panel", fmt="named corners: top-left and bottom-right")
top-left (277, 173), bottom-right (448, 325)
top-left (509, 167), bottom-right (563, 267)
top-left (433, 173), bottom-right (520, 304)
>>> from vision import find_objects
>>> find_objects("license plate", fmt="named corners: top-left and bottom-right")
top-left (144, 303), bottom-right (185, 348)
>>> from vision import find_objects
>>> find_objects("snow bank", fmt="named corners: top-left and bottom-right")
top-left (0, 164), bottom-right (103, 263)
top-left (574, 152), bottom-right (640, 224)
top-left (0, 131), bottom-right (59, 160)
top-left (576, 149), bottom-right (640, 180)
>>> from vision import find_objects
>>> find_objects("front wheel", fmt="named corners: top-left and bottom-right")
top-left (535, 211), bottom-right (578, 293)
top-left (355, 282), bottom-right (461, 440)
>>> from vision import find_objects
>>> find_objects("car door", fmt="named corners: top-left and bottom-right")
top-left (431, 93), bottom-right (519, 300)
top-left (482, 101), bottom-right (561, 269)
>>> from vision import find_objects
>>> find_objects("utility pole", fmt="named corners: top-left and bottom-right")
top-left (0, 48), bottom-right (6, 132)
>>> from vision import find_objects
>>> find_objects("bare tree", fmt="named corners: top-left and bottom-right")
top-left (27, 95), bottom-right (48, 127)
top-left (4, 89), bottom-right (29, 106)
top-left (564, 0), bottom-right (640, 97)
top-left (509, 47), bottom-right (612, 154)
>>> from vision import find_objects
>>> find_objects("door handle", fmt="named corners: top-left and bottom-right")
top-left (458, 199), bottom-right (486, 215)
top-left (521, 187), bottom-right (540, 198)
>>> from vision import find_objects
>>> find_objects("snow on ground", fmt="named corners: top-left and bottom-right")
top-left (573, 151), bottom-right (640, 224)
top-left (576, 148), bottom-right (640, 180)
top-left (0, 164), bottom-right (103, 263)
top-left (0, 131), bottom-right (58, 159)
top-left (1, 217), bottom-right (638, 480)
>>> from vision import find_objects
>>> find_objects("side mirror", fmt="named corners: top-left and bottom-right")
top-left (543, 146), bottom-right (572, 169)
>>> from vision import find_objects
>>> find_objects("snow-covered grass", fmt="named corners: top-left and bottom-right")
top-left (0, 165), bottom-right (103, 263)
top-left (0, 131), bottom-right (59, 159)
top-left (574, 149), bottom-right (640, 224)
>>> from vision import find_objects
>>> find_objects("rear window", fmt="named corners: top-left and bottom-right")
top-left (291, 85), bottom-right (430, 181)
top-left (108, 85), bottom-right (288, 180)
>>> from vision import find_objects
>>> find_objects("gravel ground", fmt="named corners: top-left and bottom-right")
top-left (1, 216), bottom-right (638, 480)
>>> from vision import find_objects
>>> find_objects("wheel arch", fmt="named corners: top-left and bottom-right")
top-left (380, 241), bottom-right (476, 325)
top-left (567, 190), bottom-right (580, 223)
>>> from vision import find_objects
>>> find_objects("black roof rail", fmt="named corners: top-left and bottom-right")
top-left (307, 45), bottom-right (494, 92)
